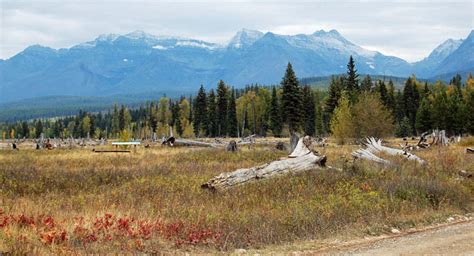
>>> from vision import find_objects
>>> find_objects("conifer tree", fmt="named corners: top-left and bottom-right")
top-left (269, 87), bottom-right (282, 137)
top-left (207, 89), bottom-right (218, 137)
top-left (360, 75), bottom-right (373, 91)
top-left (20, 121), bottom-right (29, 138)
top-left (395, 117), bottom-right (411, 137)
top-left (119, 105), bottom-right (131, 131)
top-left (281, 62), bottom-right (303, 133)
top-left (394, 90), bottom-right (405, 124)
top-left (35, 120), bottom-right (43, 138)
top-left (216, 80), bottom-right (228, 136)
top-left (415, 98), bottom-right (432, 133)
top-left (111, 104), bottom-right (120, 135)
top-left (227, 88), bottom-right (238, 137)
top-left (386, 79), bottom-right (396, 115)
top-left (402, 77), bottom-right (418, 134)
top-left (193, 85), bottom-right (207, 137)
top-left (431, 89), bottom-right (448, 130)
top-left (345, 55), bottom-right (359, 103)
top-left (302, 85), bottom-right (316, 136)
top-left (465, 87), bottom-right (474, 134)
top-left (446, 90), bottom-right (464, 135)
top-left (324, 76), bottom-right (343, 130)
top-left (377, 80), bottom-right (389, 106)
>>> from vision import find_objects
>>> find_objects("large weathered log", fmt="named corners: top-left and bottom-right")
top-left (173, 139), bottom-right (222, 148)
top-left (364, 137), bottom-right (426, 165)
top-left (202, 136), bottom-right (332, 190)
top-left (352, 149), bottom-right (391, 166)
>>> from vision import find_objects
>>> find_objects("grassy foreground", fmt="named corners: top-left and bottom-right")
top-left (0, 139), bottom-right (473, 254)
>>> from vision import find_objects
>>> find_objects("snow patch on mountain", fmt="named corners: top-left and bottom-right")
top-left (175, 41), bottom-right (220, 50)
top-left (152, 45), bottom-right (168, 50)
top-left (228, 29), bottom-right (264, 48)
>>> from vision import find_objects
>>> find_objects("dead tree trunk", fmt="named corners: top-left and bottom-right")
top-left (431, 129), bottom-right (449, 146)
top-left (356, 137), bottom-right (426, 165)
top-left (201, 136), bottom-right (333, 191)
top-left (173, 139), bottom-right (222, 148)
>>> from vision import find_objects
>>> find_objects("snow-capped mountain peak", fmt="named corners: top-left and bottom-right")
top-left (429, 38), bottom-right (463, 60)
top-left (228, 28), bottom-right (264, 48)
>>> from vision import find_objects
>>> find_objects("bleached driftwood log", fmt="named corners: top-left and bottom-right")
top-left (201, 136), bottom-right (331, 190)
top-left (173, 139), bottom-right (222, 148)
top-left (361, 137), bottom-right (426, 165)
top-left (352, 149), bottom-right (391, 166)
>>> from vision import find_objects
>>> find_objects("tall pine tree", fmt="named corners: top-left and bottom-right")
top-left (302, 85), bottom-right (316, 136)
top-left (216, 80), bottom-right (228, 136)
top-left (227, 88), bottom-right (238, 137)
top-left (281, 63), bottom-right (303, 133)
top-left (345, 55), bottom-right (359, 103)
top-left (193, 85), bottom-right (207, 137)
top-left (207, 89), bottom-right (218, 137)
top-left (269, 87), bottom-right (283, 136)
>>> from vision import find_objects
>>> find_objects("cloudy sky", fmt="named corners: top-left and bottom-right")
top-left (0, 0), bottom-right (472, 62)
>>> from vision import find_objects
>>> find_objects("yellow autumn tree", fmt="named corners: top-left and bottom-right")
top-left (330, 93), bottom-right (354, 144)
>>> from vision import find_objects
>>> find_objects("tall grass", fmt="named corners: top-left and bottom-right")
top-left (0, 141), bottom-right (472, 254)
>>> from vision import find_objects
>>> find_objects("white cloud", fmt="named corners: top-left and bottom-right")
top-left (0, 0), bottom-right (472, 61)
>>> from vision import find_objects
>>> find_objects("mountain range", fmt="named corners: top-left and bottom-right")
top-left (0, 29), bottom-right (473, 103)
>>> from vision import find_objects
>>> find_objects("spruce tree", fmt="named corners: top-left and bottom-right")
top-left (20, 121), bottom-right (29, 138)
top-left (431, 89), bottom-right (448, 130)
top-left (446, 91), bottom-right (464, 135)
top-left (415, 98), bottom-right (432, 133)
top-left (345, 55), bottom-right (359, 103)
top-left (227, 88), bottom-right (238, 137)
top-left (394, 90), bottom-right (405, 124)
top-left (280, 62), bottom-right (303, 133)
top-left (387, 79), bottom-right (396, 115)
top-left (207, 89), bottom-right (218, 137)
top-left (465, 87), bottom-right (474, 134)
top-left (402, 77), bottom-right (418, 135)
top-left (324, 76), bottom-right (343, 129)
top-left (360, 75), bottom-right (373, 91)
top-left (395, 117), bottom-right (411, 138)
top-left (35, 120), bottom-right (43, 138)
top-left (111, 104), bottom-right (120, 135)
top-left (216, 80), bottom-right (228, 136)
top-left (377, 80), bottom-right (389, 106)
top-left (269, 87), bottom-right (282, 136)
top-left (193, 85), bottom-right (207, 137)
top-left (302, 85), bottom-right (316, 136)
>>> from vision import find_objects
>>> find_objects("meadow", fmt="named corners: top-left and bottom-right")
top-left (0, 138), bottom-right (473, 254)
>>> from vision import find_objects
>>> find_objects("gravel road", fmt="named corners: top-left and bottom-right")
top-left (335, 220), bottom-right (474, 255)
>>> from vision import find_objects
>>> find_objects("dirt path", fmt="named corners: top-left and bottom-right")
top-left (327, 220), bottom-right (474, 255)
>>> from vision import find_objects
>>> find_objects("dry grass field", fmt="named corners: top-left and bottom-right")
top-left (0, 138), bottom-right (473, 254)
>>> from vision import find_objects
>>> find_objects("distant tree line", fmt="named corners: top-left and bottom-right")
top-left (1, 57), bottom-right (473, 141)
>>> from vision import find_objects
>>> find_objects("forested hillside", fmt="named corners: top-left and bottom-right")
top-left (1, 57), bottom-right (473, 141)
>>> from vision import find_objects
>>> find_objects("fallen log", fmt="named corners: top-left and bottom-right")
top-left (201, 136), bottom-right (333, 190)
top-left (173, 139), bottom-right (222, 148)
top-left (364, 137), bottom-right (426, 165)
top-left (352, 149), bottom-right (391, 166)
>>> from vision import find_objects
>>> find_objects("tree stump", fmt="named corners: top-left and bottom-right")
top-left (275, 142), bottom-right (286, 151)
top-left (226, 140), bottom-right (238, 152)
